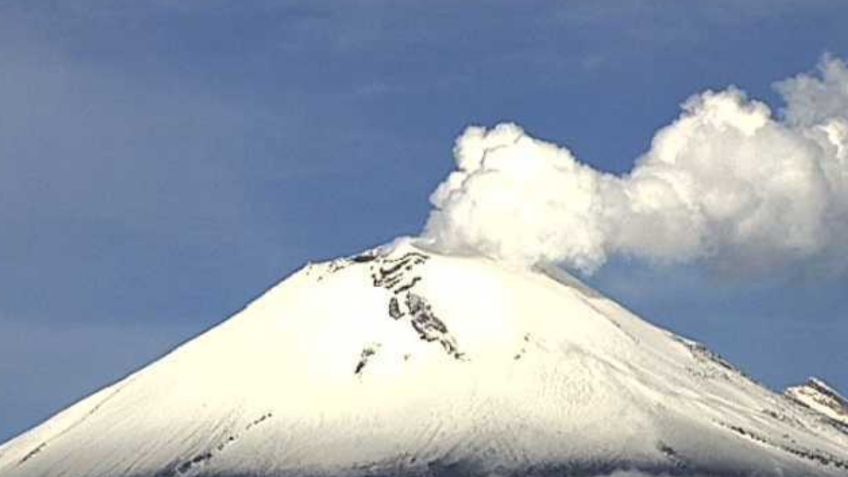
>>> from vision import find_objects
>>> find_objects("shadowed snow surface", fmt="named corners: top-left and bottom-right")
top-left (0, 239), bottom-right (846, 477)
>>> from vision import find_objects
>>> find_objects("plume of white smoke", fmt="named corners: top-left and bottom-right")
top-left (423, 56), bottom-right (848, 274)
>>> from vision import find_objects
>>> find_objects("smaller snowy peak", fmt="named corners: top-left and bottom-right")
top-left (785, 378), bottom-right (848, 427)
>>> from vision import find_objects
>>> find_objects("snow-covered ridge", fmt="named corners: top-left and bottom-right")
top-left (1, 239), bottom-right (847, 477)
top-left (786, 378), bottom-right (848, 428)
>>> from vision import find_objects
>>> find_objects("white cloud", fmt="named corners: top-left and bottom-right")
top-left (423, 56), bottom-right (848, 274)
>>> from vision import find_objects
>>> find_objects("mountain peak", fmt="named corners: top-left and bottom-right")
top-left (2, 241), bottom-right (847, 477)
top-left (785, 377), bottom-right (848, 427)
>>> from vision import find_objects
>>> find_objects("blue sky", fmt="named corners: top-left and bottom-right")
top-left (2, 1), bottom-right (847, 442)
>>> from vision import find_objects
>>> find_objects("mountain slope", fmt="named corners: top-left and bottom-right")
top-left (1, 239), bottom-right (846, 477)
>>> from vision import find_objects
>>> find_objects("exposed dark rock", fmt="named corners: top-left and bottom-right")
top-left (406, 294), bottom-right (462, 359)
top-left (388, 297), bottom-right (403, 319)
top-left (355, 345), bottom-right (380, 375)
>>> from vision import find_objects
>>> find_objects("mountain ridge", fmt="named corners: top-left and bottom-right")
top-left (1, 238), bottom-right (846, 477)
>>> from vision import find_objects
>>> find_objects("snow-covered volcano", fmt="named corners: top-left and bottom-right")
top-left (1, 239), bottom-right (846, 477)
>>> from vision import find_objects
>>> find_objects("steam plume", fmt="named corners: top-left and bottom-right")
top-left (423, 56), bottom-right (848, 273)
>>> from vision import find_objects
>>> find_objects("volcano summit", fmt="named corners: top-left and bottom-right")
top-left (0, 239), bottom-right (846, 477)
